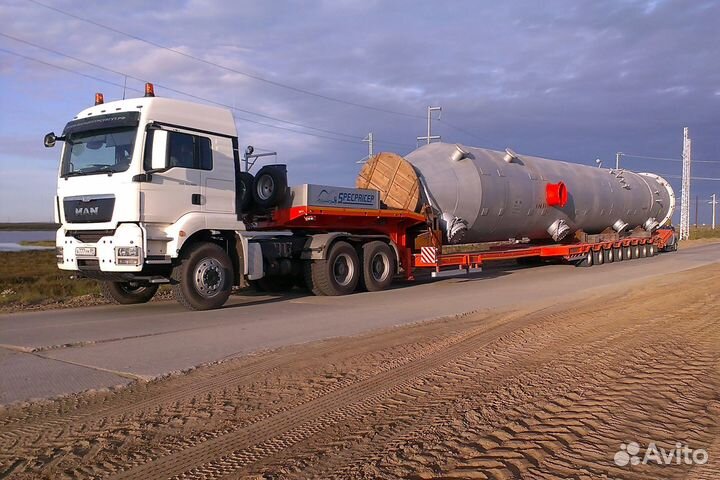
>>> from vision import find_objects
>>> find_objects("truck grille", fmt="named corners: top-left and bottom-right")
top-left (63, 195), bottom-right (115, 223)
top-left (67, 230), bottom-right (114, 243)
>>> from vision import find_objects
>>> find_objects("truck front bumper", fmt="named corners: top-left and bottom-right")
top-left (57, 223), bottom-right (145, 273)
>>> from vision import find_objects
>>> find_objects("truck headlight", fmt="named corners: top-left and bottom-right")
top-left (56, 246), bottom-right (64, 264)
top-left (116, 246), bottom-right (139, 257)
top-left (115, 246), bottom-right (141, 265)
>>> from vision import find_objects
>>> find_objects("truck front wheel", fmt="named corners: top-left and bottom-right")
top-left (305, 241), bottom-right (360, 296)
top-left (171, 242), bottom-right (233, 310)
top-left (100, 281), bottom-right (159, 305)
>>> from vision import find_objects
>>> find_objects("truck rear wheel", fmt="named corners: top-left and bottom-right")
top-left (593, 249), bottom-right (604, 265)
top-left (100, 281), bottom-right (158, 305)
top-left (614, 247), bottom-right (623, 261)
top-left (360, 241), bottom-right (395, 292)
top-left (305, 241), bottom-right (360, 296)
top-left (171, 242), bottom-right (233, 310)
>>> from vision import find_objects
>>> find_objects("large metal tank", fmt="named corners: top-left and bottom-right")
top-left (359, 143), bottom-right (675, 244)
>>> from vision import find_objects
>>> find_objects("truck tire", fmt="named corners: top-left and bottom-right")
top-left (304, 241), bottom-right (360, 296)
top-left (613, 247), bottom-right (623, 261)
top-left (253, 166), bottom-right (288, 209)
top-left (236, 172), bottom-right (255, 213)
top-left (576, 250), bottom-right (593, 267)
top-left (624, 246), bottom-right (632, 260)
top-left (639, 245), bottom-right (647, 258)
top-left (171, 242), bottom-right (233, 310)
top-left (360, 241), bottom-right (396, 292)
top-left (603, 248), bottom-right (613, 263)
top-left (648, 244), bottom-right (656, 257)
top-left (593, 249), bottom-right (604, 265)
top-left (100, 281), bottom-right (158, 305)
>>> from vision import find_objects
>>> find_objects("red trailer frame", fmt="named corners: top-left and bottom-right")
top-left (256, 205), bottom-right (676, 281)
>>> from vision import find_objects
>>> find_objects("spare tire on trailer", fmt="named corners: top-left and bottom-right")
top-left (236, 171), bottom-right (255, 213)
top-left (253, 165), bottom-right (288, 209)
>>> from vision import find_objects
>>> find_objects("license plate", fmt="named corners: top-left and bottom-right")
top-left (75, 246), bottom-right (97, 257)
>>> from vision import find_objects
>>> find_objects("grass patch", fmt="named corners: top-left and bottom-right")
top-left (0, 222), bottom-right (58, 231)
top-left (0, 251), bottom-right (99, 306)
top-left (689, 227), bottom-right (720, 240)
top-left (18, 240), bottom-right (55, 247)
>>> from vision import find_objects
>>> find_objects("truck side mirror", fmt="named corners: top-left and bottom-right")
top-left (150, 130), bottom-right (168, 170)
top-left (44, 132), bottom-right (57, 148)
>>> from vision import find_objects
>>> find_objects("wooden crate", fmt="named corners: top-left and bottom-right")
top-left (356, 152), bottom-right (421, 212)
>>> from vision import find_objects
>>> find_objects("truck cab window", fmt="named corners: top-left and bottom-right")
top-left (167, 131), bottom-right (213, 170)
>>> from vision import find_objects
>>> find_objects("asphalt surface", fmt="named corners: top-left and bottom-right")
top-left (1, 243), bottom-right (718, 404)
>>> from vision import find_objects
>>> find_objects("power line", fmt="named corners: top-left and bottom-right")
top-left (2, 32), bottom-right (417, 151)
top-left (436, 118), bottom-right (487, 144)
top-left (621, 153), bottom-right (720, 164)
top-left (0, 32), bottom-right (363, 141)
top-left (661, 174), bottom-right (720, 181)
top-left (0, 45), bottom-right (416, 151)
top-left (0, 47), bottom-right (136, 92)
top-left (26, 0), bottom-right (425, 120)
top-left (1, 46), bottom-right (368, 146)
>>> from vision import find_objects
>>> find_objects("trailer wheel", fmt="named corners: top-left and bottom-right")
top-left (304, 241), bottom-right (360, 296)
top-left (648, 244), bottom-right (657, 257)
top-left (100, 281), bottom-right (159, 305)
top-left (604, 248), bottom-right (614, 263)
top-left (613, 247), bottom-right (623, 261)
top-left (360, 241), bottom-right (396, 292)
top-left (577, 250), bottom-right (593, 267)
top-left (171, 242), bottom-right (233, 310)
top-left (624, 246), bottom-right (632, 260)
top-left (593, 249), bottom-right (604, 265)
top-left (639, 245), bottom-right (647, 258)
top-left (632, 245), bottom-right (640, 259)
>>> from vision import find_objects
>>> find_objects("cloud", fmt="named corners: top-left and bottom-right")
top-left (1, 0), bottom-right (719, 223)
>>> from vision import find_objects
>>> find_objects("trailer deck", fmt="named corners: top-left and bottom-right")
top-left (256, 204), bottom-right (677, 280)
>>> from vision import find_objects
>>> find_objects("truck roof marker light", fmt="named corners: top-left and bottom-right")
top-left (145, 83), bottom-right (155, 97)
top-left (95, 93), bottom-right (104, 105)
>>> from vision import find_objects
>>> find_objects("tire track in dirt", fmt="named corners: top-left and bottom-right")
top-left (248, 290), bottom-right (719, 479)
top-left (2, 265), bottom-right (718, 480)
top-left (349, 305), bottom-right (719, 479)
top-left (114, 274), bottom-right (715, 479)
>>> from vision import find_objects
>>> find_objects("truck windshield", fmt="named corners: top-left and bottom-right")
top-left (60, 127), bottom-right (137, 177)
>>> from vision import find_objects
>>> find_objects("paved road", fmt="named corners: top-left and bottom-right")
top-left (1, 243), bottom-right (718, 404)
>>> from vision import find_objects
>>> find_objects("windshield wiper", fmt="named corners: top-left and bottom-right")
top-left (62, 165), bottom-right (118, 178)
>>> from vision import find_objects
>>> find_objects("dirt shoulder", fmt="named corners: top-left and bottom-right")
top-left (1, 263), bottom-right (719, 479)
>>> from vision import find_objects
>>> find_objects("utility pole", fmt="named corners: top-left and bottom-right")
top-left (356, 132), bottom-right (374, 164)
top-left (680, 127), bottom-right (692, 240)
top-left (417, 106), bottom-right (442, 146)
top-left (695, 195), bottom-right (699, 227)
top-left (710, 194), bottom-right (718, 229)
top-left (615, 152), bottom-right (622, 170)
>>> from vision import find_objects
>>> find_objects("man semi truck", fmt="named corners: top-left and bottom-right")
top-left (45, 85), bottom-right (676, 310)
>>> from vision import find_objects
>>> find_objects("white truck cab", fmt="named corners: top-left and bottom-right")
top-left (47, 85), bottom-right (399, 310)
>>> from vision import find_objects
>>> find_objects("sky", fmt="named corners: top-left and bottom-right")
top-left (1, 0), bottom-right (719, 223)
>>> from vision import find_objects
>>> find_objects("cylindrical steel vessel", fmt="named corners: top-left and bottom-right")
top-left (400, 143), bottom-right (675, 243)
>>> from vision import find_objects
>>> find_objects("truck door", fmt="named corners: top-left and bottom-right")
top-left (140, 129), bottom-right (208, 223)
